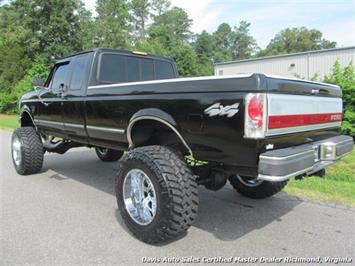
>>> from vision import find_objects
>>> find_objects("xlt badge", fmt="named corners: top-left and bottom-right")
top-left (204, 102), bottom-right (240, 118)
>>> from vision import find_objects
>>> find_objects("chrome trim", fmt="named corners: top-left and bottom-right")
top-left (87, 74), bottom-right (253, 90)
top-left (86, 125), bottom-right (125, 134)
top-left (258, 135), bottom-right (353, 182)
top-left (258, 166), bottom-right (314, 182)
top-left (64, 123), bottom-right (84, 129)
top-left (127, 116), bottom-right (193, 156)
top-left (33, 120), bottom-right (124, 134)
top-left (35, 119), bottom-right (83, 129)
top-left (259, 149), bottom-right (314, 161)
top-left (34, 119), bottom-right (62, 126)
top-left (334, 138), bottom-right (354, 147)
top-left (266, 122), bottom-right (341, 136)
top-left (123, 168), bottom-right (157, 225)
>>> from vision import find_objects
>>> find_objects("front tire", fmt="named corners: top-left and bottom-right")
top-left (95, 147), bottom-right (123, 162)
top-left (116, 145), bottom-right (198, 244)
top-left (229, 175), bottom-right (288, 199)
top-left (11, 127), bottom-right (44, 175)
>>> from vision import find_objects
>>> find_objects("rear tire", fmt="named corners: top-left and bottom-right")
top-left (95, 147), bottom-right (123, 162)
top-left (116, 145), bottom-right (199, 244)
top-left (11, 127), bottom-right (44, 175)
top-left (229, 175), bottom-right (288, 199)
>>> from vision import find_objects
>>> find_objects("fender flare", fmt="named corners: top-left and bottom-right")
top-left (127, 108), bottom-right (193, 156)
top-left (20, 105), bottom-right (37, 128)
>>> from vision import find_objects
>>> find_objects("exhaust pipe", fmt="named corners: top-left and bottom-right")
top-left (43, 139), bottom-right (81, 154)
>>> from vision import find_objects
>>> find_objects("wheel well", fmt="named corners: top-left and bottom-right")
top-left (20, 112), bottom-right (35, 127)
top-left (129, 119), bottom-right (191, 155)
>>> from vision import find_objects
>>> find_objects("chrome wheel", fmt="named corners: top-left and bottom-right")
top-left (12, 135), bottom-right (22, 166)
top-left (236, 175), bottom-right (263, 187)
top-left (96, 147), bottom-right (108, 155)
top-left (123, 169), bottom-right (157, 225)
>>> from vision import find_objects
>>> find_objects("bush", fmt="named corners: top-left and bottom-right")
top-left (0, 56), bottom-right (49, 114)
top-left (324, 61), bottom-right (355, 136)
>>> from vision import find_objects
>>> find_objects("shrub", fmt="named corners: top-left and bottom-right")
top-left (0, 56), bottom-right (49, 114)
top-left (324, 61), bottom-right (355, 136)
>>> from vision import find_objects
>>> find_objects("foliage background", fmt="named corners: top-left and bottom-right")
top-left (0, 0), bottom-right (353, 135)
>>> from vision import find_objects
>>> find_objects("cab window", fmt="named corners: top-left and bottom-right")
top-left (155, 60), bottom-right (174, 80)
top-left (69, 54), bottom-right (90, 90)
top-left (141, 58), bottom-right (154, 81)
top-left (97, 53), bottom-right (175, 84)
top-left (99, 54), bottom-right (126, 83)
top-left (51, 62), bottom-right (70, 91)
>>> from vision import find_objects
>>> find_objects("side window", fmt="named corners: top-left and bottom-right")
top-left (98, 54), bottom-right (126, 83)
top-left (127, 56), bottom-right (140, 82)
top-left (155, 60), bottom-right (174, 80)
top-left (141, 58), bottom-right (154, 81)
top-left (51, 63), bottom-right (70, 90)
top-left (70, 55), bottom-right (89, 90)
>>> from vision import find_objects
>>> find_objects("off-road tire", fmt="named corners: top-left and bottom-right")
top-left (116, 145), bottom-right (199, 244)
top-left (95, 147), bottom-right (123, 162)
top-left (229, 175), bottom-right (288, 199)
top-left (11, 127), bottom-right (44, 175)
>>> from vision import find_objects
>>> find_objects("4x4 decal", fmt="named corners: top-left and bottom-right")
top-left (204, 102), bottom-right (240, 118)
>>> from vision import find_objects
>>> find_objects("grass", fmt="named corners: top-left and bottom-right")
top-left (0, 114), bottom-right (18, 131)
top-left (284, 149), bottom-right (355, 207)
top-left (0, 113), bottom-right (354, 206)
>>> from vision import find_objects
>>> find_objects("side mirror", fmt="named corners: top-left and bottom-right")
top-left (32, 77), bottom-right (45, 88)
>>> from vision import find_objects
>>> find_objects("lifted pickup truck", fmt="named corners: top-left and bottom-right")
top-left (12, 48), bottom-right (353, 243)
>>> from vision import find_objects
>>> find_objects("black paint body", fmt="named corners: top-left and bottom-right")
top-left (20, 48), bottom-right (341, 177)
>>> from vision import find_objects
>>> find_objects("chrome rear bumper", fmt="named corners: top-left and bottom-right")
top-left (258, 135), bottom-right (353, 182)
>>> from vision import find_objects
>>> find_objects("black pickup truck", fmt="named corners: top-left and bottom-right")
top-left (12, 48), bottom-right (353, 243)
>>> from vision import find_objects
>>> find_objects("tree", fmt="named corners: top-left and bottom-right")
top-left (0, 0), bottom-right (90, 61)
top-left (94, 0), bottom-right (131, 49)
top-left (149, 6), bottom-right (192, 49)
top-left (231, 21), bottom-right (258, 60)
top-left (324, 61), bottom-right (355, 136)
top-left (130, 0), bottom-right (150, 44)
top-left (0, 38), bottom-right (31, 93)
top-left (171, 44), bottom-right (198, 77)
top-left (150, 0), bottom-right (170, 16)
top-left (193, 30), bottom-right (214, 75)
top-left (259, 27), bottom-right (336, 56)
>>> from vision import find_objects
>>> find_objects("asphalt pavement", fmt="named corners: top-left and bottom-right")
top-left (1, 130), bottom-right (354, 265)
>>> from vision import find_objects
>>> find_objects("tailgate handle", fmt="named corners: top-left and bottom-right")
top-left (312, 88), bottom-right (329, 95)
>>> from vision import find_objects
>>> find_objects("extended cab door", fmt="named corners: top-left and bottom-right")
top-left (61, 53), bottom-right (92, 142)
top-left (36, 61), bottom-right (71, 134)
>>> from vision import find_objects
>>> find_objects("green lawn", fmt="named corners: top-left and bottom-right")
top-left (0, 113), bottom-right (354, 206)
top-left (285, 149), bottom-right (355, 207)
top-left (0, 114), bottom-right (18, 131)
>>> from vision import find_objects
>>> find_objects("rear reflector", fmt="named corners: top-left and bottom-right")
top-left (268, 113), bottom-right (343, 129)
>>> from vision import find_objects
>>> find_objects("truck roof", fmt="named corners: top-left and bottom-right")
top-left (57, 48), bottom-right (174, 62)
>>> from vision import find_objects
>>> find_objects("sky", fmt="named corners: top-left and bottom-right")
top-left (84, 0), bottom-right (355, 49)
top-left (2, 0), bottom-right (354, 48)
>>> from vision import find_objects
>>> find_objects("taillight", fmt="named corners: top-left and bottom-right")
top-left (244, 93), bottom-right (267, 138)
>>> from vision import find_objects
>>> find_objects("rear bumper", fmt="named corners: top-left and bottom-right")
top-left (258, 135), bottom-right (353, 182)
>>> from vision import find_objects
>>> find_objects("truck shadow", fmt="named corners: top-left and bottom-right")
top-left (43, 150), bottom-right (302, 242)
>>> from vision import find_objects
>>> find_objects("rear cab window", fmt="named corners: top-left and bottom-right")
top-left (96, 52), bottom-right (176, 84)
top-left (69, 54), bottom-right (91, 91)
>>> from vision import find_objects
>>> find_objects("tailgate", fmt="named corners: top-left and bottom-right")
top-left (266, 94), bottom-right (342, 136)
top-left (265, 76), bottom-right (343, 136)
